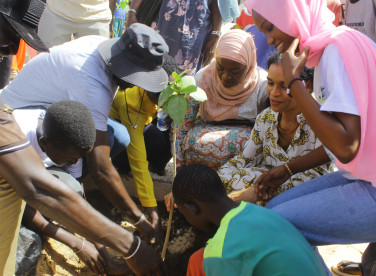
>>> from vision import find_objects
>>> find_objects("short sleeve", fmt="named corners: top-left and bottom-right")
top-left (0, 100), bottom-right (30, 155)
top-left (318, 44), bottom-right (360, 116)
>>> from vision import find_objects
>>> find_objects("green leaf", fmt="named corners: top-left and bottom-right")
top-left (189, 87), bottom-right (207, 102)
top-left (158, 85), bottom-right (174, 107)
top-left (178, 70), bottom-right (189, 78)
top-left (172, 72), bottom-right (179, 80)
top-left (164, 95), bottom-right (188, 124)
top-left (179, 76), bottom-right (197, 94)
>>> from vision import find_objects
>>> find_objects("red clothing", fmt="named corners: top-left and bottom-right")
top-left (186, 248), bottom-right (206, 276)
top-left (236, 8), bottom-right (253, 29)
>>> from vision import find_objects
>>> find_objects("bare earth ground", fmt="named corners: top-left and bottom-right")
top-left (34, 162), bottom-right (368, 276)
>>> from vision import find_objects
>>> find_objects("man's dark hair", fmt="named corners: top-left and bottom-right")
top-left (163, 54), bottom-right (180, 76)
top-left (43, 101), bottom-right (96, 151)
top-left (172, 163), bottom-right (227, 204)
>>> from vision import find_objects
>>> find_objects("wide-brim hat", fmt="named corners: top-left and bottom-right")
top-left (98, 23), bottom-right (169, 93)
top-left (0, 0), bottom-right (49, 52)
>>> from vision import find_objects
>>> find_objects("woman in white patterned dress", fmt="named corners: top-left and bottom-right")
top-left (218, 52), bottom-right (336, 203)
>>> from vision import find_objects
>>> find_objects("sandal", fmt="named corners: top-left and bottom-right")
top-left (331, 261), bottom-right (362, 276)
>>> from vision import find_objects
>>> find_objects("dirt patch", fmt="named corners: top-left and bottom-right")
top-left (35, 190), bottom-right (212, 276)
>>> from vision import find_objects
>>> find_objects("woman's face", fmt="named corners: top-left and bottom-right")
top-left (252, 10), bottom-right (295, 54)
top-left (267, 63), bottom-right (298, 113)
top-left (216, 57), bottom-right (247, 88)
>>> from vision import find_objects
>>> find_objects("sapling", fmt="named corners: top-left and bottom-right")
top-left (158, 71), bottom-right (207, 260)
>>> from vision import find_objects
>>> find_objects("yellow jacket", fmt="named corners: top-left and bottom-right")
top-left (109, 86), bottom-right (158, 207)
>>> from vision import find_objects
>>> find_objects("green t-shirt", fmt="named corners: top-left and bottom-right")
top-left (203, 202), bottom-right (326, 276)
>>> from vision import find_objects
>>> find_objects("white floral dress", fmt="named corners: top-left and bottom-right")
top-left (218, 108), bottom-right (336, 194)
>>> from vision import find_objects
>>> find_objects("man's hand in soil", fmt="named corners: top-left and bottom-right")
top-left (126, 239), bottom-right (168, 276)
top-left (135, 217), bottom-right (158, 246)
top-left (143, 206), bottom-right (162, 249)
top-left (76, 240), bottom-right (107, 274)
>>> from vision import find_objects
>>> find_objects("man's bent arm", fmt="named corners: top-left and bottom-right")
top-left (0, 146), bottom-right (134, 255)
top-left (86, 130), bottom-right (143, 221)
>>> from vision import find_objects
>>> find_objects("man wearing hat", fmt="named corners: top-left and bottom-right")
top-left (1, 19), bottom-right (169, 241)
top-left (0, 1), bottom-right (167, 275)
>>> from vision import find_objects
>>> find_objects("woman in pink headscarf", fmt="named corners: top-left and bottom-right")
top-left (245, 0), bottom-right (376, 273)
top-left (174, 29), bottom-right (269, 170)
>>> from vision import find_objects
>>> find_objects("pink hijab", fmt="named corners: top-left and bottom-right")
top-left (199, 29), bottom-right (258, 122)
top-left (246, 0), bottom-right (376, 184)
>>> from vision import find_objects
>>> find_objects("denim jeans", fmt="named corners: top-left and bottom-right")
top-left (107, 117), bottom-right (130, 159)
top-left (266, 172), bottom-right (376, 275)
top-left (266, 172), bottom-right (376, 246)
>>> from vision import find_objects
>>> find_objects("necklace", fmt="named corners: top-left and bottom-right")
top-left (277, 113), bottom-right (299, 135)
top-left (125, 90), bottom-right (145, 129)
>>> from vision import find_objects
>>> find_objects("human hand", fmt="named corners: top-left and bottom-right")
top-left (144, 206), bottom-right (162, 249)
top-left (164, 192), bottom-right (177, 212)
top-left (125, 12), bottom-right (137, 29)
top-left (76, 240), bottom-right (107, 274)
top-left (255, 166), bottom-right (291, 200)
top-left (202, 35), bottom-right (219, 67)
top-left (281, 37), bottom-right (310, 87)
top-left (135, 215), bottom-right (159, 246)
top-left (228, 187), bottom-right (259, 203)
top-left (126, 239), bottom-right (168, 276)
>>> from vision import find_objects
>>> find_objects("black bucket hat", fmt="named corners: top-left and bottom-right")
top-left (98, 23), bottom-right (169, 93)
top-left (0, 0), bottom-right (49, 52)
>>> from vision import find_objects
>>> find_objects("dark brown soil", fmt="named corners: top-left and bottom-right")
top-left (85, 190), bottom-right (213, 276)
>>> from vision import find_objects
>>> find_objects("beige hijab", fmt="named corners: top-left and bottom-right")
top-left (199, 29), bottom-right (258, 122)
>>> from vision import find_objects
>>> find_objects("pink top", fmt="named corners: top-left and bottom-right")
top-left (246, 0), bottom-right (376, 185)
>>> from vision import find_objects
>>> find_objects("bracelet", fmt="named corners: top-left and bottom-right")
top-left (74, 237), bottom-right (85, 254)
top-left (284, 163), bottom-right (293, 177)
top-left (211, 30), bottom-right (221, 37)
top-left (133, 213), bottom-right (146, 226)
top-left (124, 236), bottom-right (141, 260)
top-left (128, 9), bottom-right (137, 15)
top-left (287, 77), bottom-right (304, 90)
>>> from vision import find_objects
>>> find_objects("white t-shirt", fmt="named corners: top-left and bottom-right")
top-left (314, 43), bottom-right (361, 179)
top-left (13, 109), bottom-right (83, 178)
top-left (314, 43), bottom-right (360, 116)
top-left (47, 0), bottom-right (112, 23)
top-left (1, 36), bottom-right (117, 132)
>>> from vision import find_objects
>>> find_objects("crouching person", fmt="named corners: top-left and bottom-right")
top-left (173, 163), bottom-right (326, 276)
top-left (13, 101), bottom-right (127, 275)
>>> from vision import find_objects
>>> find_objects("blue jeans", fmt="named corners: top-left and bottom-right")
top-left (107, 118), bottom-right (130, 159)
top-left (266, 172), bottom-right (376, 275)
top-left (266, 172), bottom-right (376, 246)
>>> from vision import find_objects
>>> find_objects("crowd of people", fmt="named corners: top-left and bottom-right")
top-left (0, 0), bottom-right (375, 275)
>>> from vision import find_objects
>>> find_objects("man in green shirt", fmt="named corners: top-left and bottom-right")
top-left (173, 163), bottom-right (326, 276)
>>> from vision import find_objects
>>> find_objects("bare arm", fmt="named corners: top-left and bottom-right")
top-left (282, 38), bottom-right (361, 163)
top-left (86, 130), bottom-right (157, 242)
top-left (202, 0), bottom-right (222, 66)
top-left (255, 146), bottom-right (331, 200)
top-left (22, 205), bottom-right (107, 274)
top-left (288, 82), bottom-right (360, 163)
top-left (86, 130), bottom-right (142, 219)
top-left (0, 146), bottom-right (166, 275)
top-left (125, 0), bottom-right (143, 28)
top-left (0, 146), bottom-right (133, 254)
top-left (288, 145), bottom-right (331, 174)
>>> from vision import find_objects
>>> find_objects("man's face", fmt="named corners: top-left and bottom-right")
top-left (0, 15), bottom-right (21, 57)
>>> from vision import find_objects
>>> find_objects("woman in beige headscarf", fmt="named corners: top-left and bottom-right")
top-left (173, 28), bottom-right (269, 192)
top-left (198, 28), bottom-right (265, 122)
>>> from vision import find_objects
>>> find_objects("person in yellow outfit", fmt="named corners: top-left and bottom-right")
top-left (109, 55), bottom-right (177, 231)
